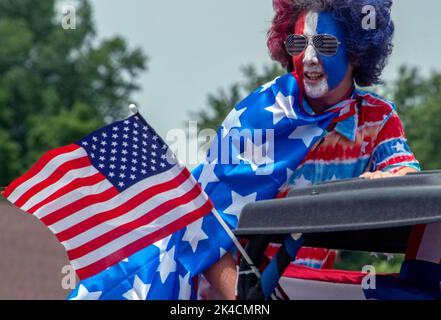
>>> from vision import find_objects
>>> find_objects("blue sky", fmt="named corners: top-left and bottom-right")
top-left (89, 0), bottom-right (441, 137)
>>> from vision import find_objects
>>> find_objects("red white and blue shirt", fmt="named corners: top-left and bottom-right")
top-left (283, 89), bottom-right (420, 191)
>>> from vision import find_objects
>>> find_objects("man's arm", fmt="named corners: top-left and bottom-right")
top-left (361, 109), bottom-right (420, 180)
top-left (203, 252), bottom-right (237, 300)
top-left (360, 166), bottom-right (418, 179)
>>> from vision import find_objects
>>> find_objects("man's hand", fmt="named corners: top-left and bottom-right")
top-left (360, 167), bottom-right (418, 180)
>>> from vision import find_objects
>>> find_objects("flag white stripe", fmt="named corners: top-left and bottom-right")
top-left (60, 175), bottom-right (199, 249)
top-left (34, 179), bottom-right (114, 219)
top-left (21, 166), bottom-right (98, 211)
top-left (7, 148), bottom-right (88, 203)
top-left (48, 164), bottom-right (184, 232)
top-left (69, 192), bottom-right (209, 269)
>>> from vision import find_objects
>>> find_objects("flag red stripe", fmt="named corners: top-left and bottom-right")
top-left (13, 157), bottom-right (91, 208)
top-left (27, 172), bottom-right (106, 214)
top-left (66, 182), bottom-right (205, 260)
top-left (56, 168), bottom-right (191, 241)
top-left (75, 199), bottom-right (213, 280)
top-left (2, 144), bottom-right (80, 198)
top-left (41, 186), bottom-right (119, 225)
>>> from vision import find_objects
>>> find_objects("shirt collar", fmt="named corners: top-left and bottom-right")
top-left (302, 91), bottom-right (359, 142)
top-left (334, 111), bottom-right (358, 142)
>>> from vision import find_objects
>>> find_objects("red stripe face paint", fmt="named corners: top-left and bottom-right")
top-left (292, 11), bottom-right (306, 92)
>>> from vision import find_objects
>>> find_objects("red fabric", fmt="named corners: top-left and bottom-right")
top-left (282, 263), bottom-right (398, 284)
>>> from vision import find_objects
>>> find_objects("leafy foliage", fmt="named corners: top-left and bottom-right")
top-left (387, 66), bottom-right (441, 170)
top-left (0, 0), bottom-right (147, 186)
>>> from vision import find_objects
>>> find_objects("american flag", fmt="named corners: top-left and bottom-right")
top-left (2, 113), bottom-right (213, 280)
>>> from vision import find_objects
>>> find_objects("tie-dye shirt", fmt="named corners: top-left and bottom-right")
top-left (277, 89), bottom-right (420, 269)
top-left (283, 89), bottom-right (420, 191)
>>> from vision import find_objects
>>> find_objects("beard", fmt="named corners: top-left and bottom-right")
top-left (304, 77), bottom-right (329, 99)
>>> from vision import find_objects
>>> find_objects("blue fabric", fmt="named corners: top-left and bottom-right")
top-left (363, 259), bottom-right (441, 300)
top-left (260, 235), bottom-right (304, 299)
top-left (399, 259), bottom-right (441, 292)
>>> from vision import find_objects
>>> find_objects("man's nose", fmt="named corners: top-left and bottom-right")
top-left (303, 44), bottom-right (319, 66)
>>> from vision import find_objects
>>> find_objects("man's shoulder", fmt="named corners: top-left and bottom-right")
top-left (355, 89), bottom-right (397, 124)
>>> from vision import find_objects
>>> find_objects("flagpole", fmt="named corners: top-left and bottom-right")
top-left (211, 208), bottom-right (261, 278)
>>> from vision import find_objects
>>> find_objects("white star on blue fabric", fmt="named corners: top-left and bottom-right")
top-left (264, 91), bottom-right (297, 125)
top-left (198, 159), bottom-right (219, 190)
top-left (392, 141), bottom-right (406, 153)
top-left (157, 246), bottom-right (177, 284)
top-left (224, 190), bottom-right (257, 218)
top-left (182, 218), bottom-right (208, 253)
top-left (259, 76), bottom-right (280, 93)
top-left (123, 275), bottom-right (151, 300)
top-left (178, 272), bottom-right (192, 300)
top-left (70, 284), bottom-right (102, 300)
top-left (288, 124), bottom-right (323, 147)
top-left (221, 107), bottom-right (246, 138)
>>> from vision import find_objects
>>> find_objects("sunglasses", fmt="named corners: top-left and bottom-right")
top-left (284, 34), bottom-right (341, 57)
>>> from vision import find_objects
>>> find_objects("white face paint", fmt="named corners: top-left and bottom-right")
top-left (302, 11), bottom-right (329, 99)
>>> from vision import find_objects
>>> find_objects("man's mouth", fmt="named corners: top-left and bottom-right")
top-left (304, 72), bottom-right (326, 82)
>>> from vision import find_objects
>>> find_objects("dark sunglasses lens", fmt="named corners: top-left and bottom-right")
top-left (313, 35), bottom-right (339, 56)
top-left (285, 35), bottom-right (307, 56)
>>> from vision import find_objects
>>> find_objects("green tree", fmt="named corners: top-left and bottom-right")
top-left (387, 66), bottom-right (441, 170)
top-left (191, 63), bottom-right (285, 131)
top-left (0, 0), bottom-right (147, 186)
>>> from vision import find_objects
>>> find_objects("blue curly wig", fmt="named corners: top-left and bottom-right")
top-left (267, 0), bottom-right (395, 87)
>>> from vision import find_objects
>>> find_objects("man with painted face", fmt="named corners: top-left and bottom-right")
top-left (268, 0), bottom-right (419, 189)
top-left (202, 0), bottom-right (420, 299)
